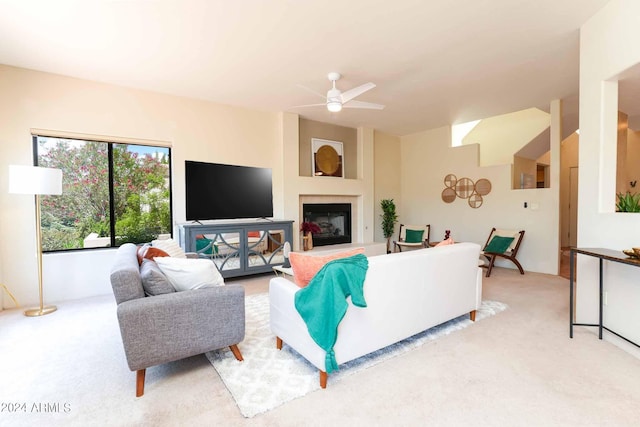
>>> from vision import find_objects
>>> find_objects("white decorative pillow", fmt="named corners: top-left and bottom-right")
top-left (151, 238), bottom-right (187, 259)
top-left (154, 257), bottom-right (224, 291)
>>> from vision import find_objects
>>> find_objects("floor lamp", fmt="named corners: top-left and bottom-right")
top-left (9, 165), bottom-right (63, 317)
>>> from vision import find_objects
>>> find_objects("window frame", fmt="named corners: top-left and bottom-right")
top-left (33, 134), bottom-right (173, 252)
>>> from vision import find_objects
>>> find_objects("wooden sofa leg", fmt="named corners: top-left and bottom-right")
top-left (136, 369), bottom-right (146, 397)
top-left (230, 344), bottom-right (244, 361)
top-left (276, 336), bottom-right (283, 350)
top-left (470, 310), bottom-right (476, 322)
top-left (320, 370), bottom-right (328, 389)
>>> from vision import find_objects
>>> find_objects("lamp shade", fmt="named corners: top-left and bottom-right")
top-left (9, 165), bottom-right (63, 195)
top-left (327, 101), bottom-right (342, 112)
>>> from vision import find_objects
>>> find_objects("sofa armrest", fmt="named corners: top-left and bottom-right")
top-left (475, 267), bottom-right (483, 310)
top-left (269, 277), bottom-right (332, 370)
top-left (269, 277), bottom-right (302, 340)
top-left (117, 284), bottom-right (245, 371)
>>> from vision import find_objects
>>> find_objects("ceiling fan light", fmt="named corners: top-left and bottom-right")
top-left (327, 101), bottom-right (342, 112)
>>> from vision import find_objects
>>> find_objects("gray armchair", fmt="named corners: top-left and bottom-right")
top-left (110, 243), bottom-right (245, 396)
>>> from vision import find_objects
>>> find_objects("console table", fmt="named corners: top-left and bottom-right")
top-left (178, 220), bottom-right (293, 278)
top-left (569, 247), bottom-right (640, 348)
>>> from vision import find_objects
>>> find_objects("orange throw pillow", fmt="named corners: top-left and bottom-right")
top-left (435, 237), bottom-right (455, 247)
top-left (144, 247), bottom-right (170, 261)
top-left (247, 231), bottom-right (261, 238)
top-left (289, 247), bottom-right (366, 287)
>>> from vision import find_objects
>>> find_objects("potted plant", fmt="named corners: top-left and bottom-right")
top-left (380, 199), bottom-right (398, 254)
top-left (300, 221), bottom-right (321, 251)
top-left (616, 192), bottom-right (640, 212)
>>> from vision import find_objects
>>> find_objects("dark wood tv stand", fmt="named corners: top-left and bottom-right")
top-left (178, 219), bottom-right (293, 278)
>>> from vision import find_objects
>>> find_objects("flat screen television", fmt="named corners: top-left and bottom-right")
top-left (185, 160), bottom-right (273, 221)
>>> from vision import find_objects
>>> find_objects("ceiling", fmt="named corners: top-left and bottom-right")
top-left (0, 0), bottom-right (612, 137)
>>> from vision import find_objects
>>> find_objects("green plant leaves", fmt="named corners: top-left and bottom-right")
top-left (380, 199), bottom-right (398, 238)
top-left (616, 192), bottom-right (640, 212)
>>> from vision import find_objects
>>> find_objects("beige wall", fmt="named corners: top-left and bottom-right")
top-left (373, 131), bottom-right (401, 244)
top-left (400, 121), bottom-right (560, 275)
top-left (0, 64), bottom-right (379, 308)
top-left (0, 64), bottom-right (283, 306)
top-left (462, 107), bottom-right (550, 167)
top-left (616, 111), bottom-right (629, 194)
top-left (281, 113), bottom-right (375, 251)
top-left (560, 133), bottom-right (579, 247)
top-left (298, 118), bottom-right (357, 178)
top-left (628, 129), bottom-right (640, 191)
top-left (578, 0), bottom-right (640, 357)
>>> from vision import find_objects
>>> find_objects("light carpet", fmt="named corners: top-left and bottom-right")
top-left (205, 293), bottom-right (507, 418)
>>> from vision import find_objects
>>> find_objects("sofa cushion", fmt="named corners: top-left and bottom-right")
top-left (110, 243), bottom-right (145, 304)
top-left (152, 238), bottom-right (187, 258)
top-left (140, 259), bottom-right (175, 296)
top-left (144, 247), bottom-right (170, 260)
top-left (196, 237), bottom-right (216, 255)
top-left (289, 247), bottom-right (366, 288)
top-left (136, 243), bottom-right (151, 266)
top-left (404, 229), bottom-right (424, 243)
top-left (154, 257), bottom-right (224, 291)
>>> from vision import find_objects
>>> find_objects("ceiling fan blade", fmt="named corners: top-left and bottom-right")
top-left (289, 103), bottom-right (326, 109)
top-left (340, 82), bottom-right (376, 103)
top-left (343, 100), bottom-right (385, 110)
top-left (296, 84), bottom-right (327, 100)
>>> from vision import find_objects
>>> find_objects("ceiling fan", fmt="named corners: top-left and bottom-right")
top-left (294, 72), bottom-right (385, 112)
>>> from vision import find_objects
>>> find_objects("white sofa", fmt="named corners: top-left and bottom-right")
top-left (269, 242), bottom-right (483, 388)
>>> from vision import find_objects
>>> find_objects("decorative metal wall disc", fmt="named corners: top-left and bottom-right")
top-left (442, 187), bottom-right (456, 203)
top-left (455, 177), bottom-right (474, 199)
top-left (468, 193), bottom-right (483, 208)
top-left (441, 174), bottom-right (492, 208)
top-left (444, 174), bottom-right (457, 188)
top-left (474, 178), bottom-right (492, 196)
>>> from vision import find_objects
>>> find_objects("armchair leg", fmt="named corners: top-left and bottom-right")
top-left (470, 310), bottom-right (476, 322)
top-left (320, 370), bottom-right (328, 389)
top-left (276, 336), bottom-right (283, 350)
top-left (485, 255), bottom-right (497, 277)
top-left (136, 369), bottom-right (146, 397)
top-left (512, 258), bottom-right (525, 275)
top-left (229, 344), bottom-right (244, 361)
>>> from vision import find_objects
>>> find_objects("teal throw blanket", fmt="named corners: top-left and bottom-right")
top-left (294, 254), bottom-right (369, 373)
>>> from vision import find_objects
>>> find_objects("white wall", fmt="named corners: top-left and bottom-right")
top-left (0, 65), bottom-right (283, 307)
top-left (560, 133), bottom-right (579, 248)
top-left (577, 0), bottom-right (640, 357)
top-left (399, 117), bottom-right (560, 275)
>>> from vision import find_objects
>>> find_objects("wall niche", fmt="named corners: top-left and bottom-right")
top-left (617, 68), bottom-right (640, 204)
top-left (299, 118), bottom-right (357, 179)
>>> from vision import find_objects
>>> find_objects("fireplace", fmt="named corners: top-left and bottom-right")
top-left (302, 203), bottom-right (352, 246)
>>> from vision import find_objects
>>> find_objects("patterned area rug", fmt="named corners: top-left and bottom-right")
top-left (206, 293), bottom-right (507, 418)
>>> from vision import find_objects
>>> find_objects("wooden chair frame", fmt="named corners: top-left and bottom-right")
top-left (481, 228), bottom-right (525, 277)
top-left (393, 224), bottom-right (430, 252)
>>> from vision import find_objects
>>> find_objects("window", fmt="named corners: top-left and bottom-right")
top-left (34, 135), bottom-right (172, 251)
